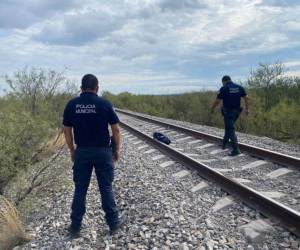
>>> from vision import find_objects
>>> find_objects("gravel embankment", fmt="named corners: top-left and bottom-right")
top-left (15, 128), bottom-right (299, 249)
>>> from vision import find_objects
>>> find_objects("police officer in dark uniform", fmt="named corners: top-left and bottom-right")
top-left (211, 75), bottom-right (249, 156)
top-left (63, 74), bottom-right (123, 237)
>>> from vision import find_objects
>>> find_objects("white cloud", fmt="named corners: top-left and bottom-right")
top-left (0, 0), bottom-right (80, 29)
top-left (260, 0), bottom-right (300, 7)
top-left (33, 10), bottom-right (127, 45)
top-left (285, 21), bottom-right (300, 31)
top-left (284, 60), bottom-right (300, 68)
top-left (0, 0), bottom-right (300, 94)
top-left (159, 0), bottom-right (207, 11)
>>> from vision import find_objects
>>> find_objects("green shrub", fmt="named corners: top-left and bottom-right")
top-left (103, 63), bottom-right (300, 144)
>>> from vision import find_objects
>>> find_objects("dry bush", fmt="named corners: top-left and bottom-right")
top-left (0, 196), bottom-right (31, 250)
top-left (47, 129), bottom-right (65, 149)
top-left (3, 131), bottom-right (65, 206)
top-left (15, 135), bottom-right (65, 207)
top-left (30, 130), bottom-right (64, 164)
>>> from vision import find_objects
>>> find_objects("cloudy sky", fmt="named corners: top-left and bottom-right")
top-left (0, 0), bottom-right (300, 94)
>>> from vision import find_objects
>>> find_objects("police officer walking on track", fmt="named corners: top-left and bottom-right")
top-left (63, 74), bottom-right (124, 237)
top-left (211, 75), bottom-right (249, 156)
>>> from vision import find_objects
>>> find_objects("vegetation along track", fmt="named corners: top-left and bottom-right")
top-left (116, 109), bottom-right (300, 237)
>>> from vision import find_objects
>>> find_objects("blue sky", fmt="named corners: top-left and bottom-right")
top-left (0, 0), bottom-right (300, 94)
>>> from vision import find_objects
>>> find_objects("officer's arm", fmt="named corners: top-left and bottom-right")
top-left (211, 99), bottom-right (221, 113)
top-left (243, 95), bottom-right (250, 114)
top-left (111, 123), bottom-right (121, 161)
top-left (64, 126), bottom-right (75, 154)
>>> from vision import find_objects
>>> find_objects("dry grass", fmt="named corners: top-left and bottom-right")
top-left (35, 130), bottom-right (65, 160)
top-left (47, 129), bottom-right (65, 150)
top-left (0, 196), bottom-right (31, 250)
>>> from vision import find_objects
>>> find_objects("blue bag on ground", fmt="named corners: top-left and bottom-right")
top-left (153, 132), bottom-right (171, 145)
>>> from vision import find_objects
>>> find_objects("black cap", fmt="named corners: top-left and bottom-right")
top-left (81, 74), bottom-right (98, 90)
top-left (222, 75), bottom-right (231, 83)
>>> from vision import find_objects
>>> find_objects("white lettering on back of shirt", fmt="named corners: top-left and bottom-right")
top-left (229, 88), bottom-right (240, 94)
top-left (76, 104), bottom-right (96, 114)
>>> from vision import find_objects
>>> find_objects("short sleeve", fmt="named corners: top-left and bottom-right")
top-left (63, 102), bottom-right (73, 127)
top-left (240, 86), bottom-right (247, 97)
top-left (217, 87), bottom-right (224, 99)
top-left (108, 104), bottom-right (120, 125)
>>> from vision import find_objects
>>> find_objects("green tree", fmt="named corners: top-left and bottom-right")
top-left (0, 68), bottom-right (76, 193)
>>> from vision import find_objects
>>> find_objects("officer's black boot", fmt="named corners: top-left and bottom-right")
top-left (222, 139), bottom-right (228, 150)
top-left (229, 141), bottom-right (241, 156)
top-left (229, 148), bottom-right (241, 156)
top-left (109, 215), bottom-right (126, 235)
top-left (68, 224), bottom-right (81, 238)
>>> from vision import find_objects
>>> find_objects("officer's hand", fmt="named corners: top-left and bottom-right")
top-left (70, 149), bottom-right (75, 162)
top-left (113, 150), bottom-right (120, 163)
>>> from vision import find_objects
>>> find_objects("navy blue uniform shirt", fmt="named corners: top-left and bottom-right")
top-left (217, 82), bottom-right (246, 110)
top-left (63, 92), bottom-right (119, 148)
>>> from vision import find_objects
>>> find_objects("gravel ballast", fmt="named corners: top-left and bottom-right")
top-left (15, 126), bottom-right (299, 249)
top-left (118, 113), bottom-right (300, 212)
top-left (118, 110), bottom-right (300, 158)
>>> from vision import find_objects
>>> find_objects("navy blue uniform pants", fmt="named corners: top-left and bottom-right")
top-left (222, 109), bottom-right (240, 150)
top-left (71, 147), bottom-right (119, 229)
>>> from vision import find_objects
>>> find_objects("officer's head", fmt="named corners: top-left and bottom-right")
top-left (81, 74), bottom-right (99, 93)
top-left (222, 75), bottom-right (231, 85)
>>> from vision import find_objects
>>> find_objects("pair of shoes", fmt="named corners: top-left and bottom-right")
top-left (109, 216), bottom-right (126, 235)
top-left (68, 225), bottom-right (81, 238)
top-left (228, 149), bottom-right (241, 156)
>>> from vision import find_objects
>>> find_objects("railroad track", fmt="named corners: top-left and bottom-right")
top-left (116, 109), bottom-right (300, 237)
top-left (116, 109), bottom-right (300, 168)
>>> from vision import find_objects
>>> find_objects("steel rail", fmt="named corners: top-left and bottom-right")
top-left (120, 120), bottom-right (300, 237)
top-left (116, 109), bottom-right (300, 168)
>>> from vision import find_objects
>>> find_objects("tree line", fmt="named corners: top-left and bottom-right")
top-left (103, 63), bottom-right (300, 144)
